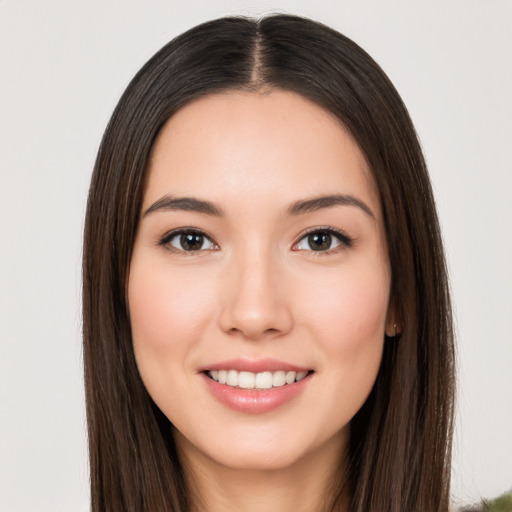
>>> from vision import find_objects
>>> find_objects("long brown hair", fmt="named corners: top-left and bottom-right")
top-left (83, 14), bottom-right (455, 512)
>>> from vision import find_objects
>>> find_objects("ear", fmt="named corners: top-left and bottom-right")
top-left (385, 299), bottom-right (402, 337)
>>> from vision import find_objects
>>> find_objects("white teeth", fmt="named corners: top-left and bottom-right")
top-left (238, 371), bottom-right (255, 389)
top-left (272, 371), bottom-right (286, 387)
top-left (227, 370), bottom-right (238, 387)
top-left (296, 371), bottom-right (308, 381)
top-left (285, 371), bottom-right (296, 384)
top-left (207, 369), bottom-right (310, 389)
top-left (255, 371), bottom-right (273, 389)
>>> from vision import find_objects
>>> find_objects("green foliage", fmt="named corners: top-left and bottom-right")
top-left (482, 490), bottom-right (512, 512)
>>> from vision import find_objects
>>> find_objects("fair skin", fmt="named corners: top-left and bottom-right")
top-left (128, 90), bottom-right (394, 512)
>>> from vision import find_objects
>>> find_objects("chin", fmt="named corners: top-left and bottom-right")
top-left (174, 421), bottom-right (347, 474)
top-left (214, 445), bottom-right (306, 472)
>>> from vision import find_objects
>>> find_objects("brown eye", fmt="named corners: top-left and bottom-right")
top-left (179, 233), bottom-right (206, 251)
top-left (308, 232), bottom-right (332, 251)
top-left (294, 229), bottom-right (352, 252)
top-left (161, 230), bottom-right (216, 252)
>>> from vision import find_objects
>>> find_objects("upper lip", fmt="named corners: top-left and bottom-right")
top-left (199, 358), bottom-right (312, 374)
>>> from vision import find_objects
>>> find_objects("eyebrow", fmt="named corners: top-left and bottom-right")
top-left (143, 193), bottom-right (374, 219)
top-left (143, 195), bottom-right (224, 217)
top-left (287, 194), bottom-right (375, 218)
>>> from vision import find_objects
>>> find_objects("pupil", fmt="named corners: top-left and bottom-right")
top-left (181, 233), bottom-right (203, 250)
top-left (309, 232), bottom-right (331, 251)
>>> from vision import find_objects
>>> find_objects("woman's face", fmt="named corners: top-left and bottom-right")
top-left (128, 90), bottom-right (392, 471)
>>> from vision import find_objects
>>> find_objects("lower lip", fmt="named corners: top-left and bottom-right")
top-left (201, 373), bottom-right (312, 414)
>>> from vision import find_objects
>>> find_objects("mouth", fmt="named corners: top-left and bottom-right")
top-left (205, 369), bottom-right (311, 390)
top-left (200, 360), bottom-right (314, 413)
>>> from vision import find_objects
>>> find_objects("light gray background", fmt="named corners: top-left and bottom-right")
top-left (1, 1), bottom-right (511, 511)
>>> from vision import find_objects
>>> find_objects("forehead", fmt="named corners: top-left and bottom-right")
top-left (145, 90), bottom-right (380, 216)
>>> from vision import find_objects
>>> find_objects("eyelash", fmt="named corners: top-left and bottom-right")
top-left (292, 226), bottom-right (353, 254)
top-left (158, 226), bottom-right (353, 254)
top-left (158, 228), bottom-right (218, 254)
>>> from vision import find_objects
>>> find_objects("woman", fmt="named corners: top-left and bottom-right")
top-left (83, 14), bottom-right (455, 512)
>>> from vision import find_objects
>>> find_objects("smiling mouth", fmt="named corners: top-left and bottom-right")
top-left (206, 369), bottom-right (312, 390)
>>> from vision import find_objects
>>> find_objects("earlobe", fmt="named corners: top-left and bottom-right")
top-left (385, 301), bottom-right (402, 338)
top-left (385, 322), bottom-right (399, 337)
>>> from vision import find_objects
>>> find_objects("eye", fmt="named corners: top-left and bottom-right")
top-left (159, 229), bottom-right (217, 252)
top-left (293, 228), bottom-right (352, 253)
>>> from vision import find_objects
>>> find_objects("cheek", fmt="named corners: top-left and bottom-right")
top-left (301, 263), bottom-right (389, 343)
top-left (297, 264), bottom-right (389, 407)
top-left (127, 259), bottom-right (215, 385)
top-left (129, 275), bottom-right (180, 353)
top-left (127, 257), bottom-right (224, 429)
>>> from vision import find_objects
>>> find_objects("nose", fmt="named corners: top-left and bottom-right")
top-left (218, 248), bottom-right (293, 341)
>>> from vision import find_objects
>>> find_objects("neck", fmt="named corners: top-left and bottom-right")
top-left (176, 431), bottom-right (350, 512)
